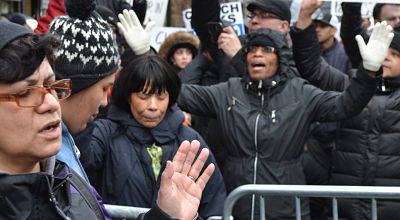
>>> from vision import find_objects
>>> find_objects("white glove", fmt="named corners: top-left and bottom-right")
top-left (355, 21), bottom-right (394, 72)
top-left (117, 9), bottom-right (155, 55)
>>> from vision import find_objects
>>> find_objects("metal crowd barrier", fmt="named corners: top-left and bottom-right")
top-left (104, 204), bottom-right (223, 220)
top-left (222, 184), bottom-right (400, 220)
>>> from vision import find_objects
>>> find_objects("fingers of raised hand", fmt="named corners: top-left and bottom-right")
top-left (172, 140), bottom-right (191, 172)
top-left (187, 148), bottom-right (209, 181)
top-left (180, 140), bottom-right (201, 175)
top-left (194, 163), bottom-right (215, 191)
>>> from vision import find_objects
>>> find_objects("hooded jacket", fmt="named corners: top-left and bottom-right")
top-left (78, 104), bottom-right (226, 219)
top-left (178, 28), bottom-right (376, 220)
top-left (291, 22), bottom-right (400, 220)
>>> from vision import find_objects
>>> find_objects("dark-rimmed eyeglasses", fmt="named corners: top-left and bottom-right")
top-left (246, 12), bottom-right (281, 21)
top-left (0, 79), bottom-right (72, 107)
top-left (245, 45), bottom-right (276, 54)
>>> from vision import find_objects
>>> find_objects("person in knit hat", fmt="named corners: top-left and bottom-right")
top-left (158, 32), bottom-right (200, 71)
top-left (48, 0), bottom-right (119, 181)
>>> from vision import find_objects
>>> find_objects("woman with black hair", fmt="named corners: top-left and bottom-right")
top-left (79, 55), bottom-right (226, 219)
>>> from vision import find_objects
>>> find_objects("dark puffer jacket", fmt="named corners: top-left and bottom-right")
top-left (291, 22), bottom-right (400, 220)
top-left (79, 104), bottom-right (226, 219)
top-left (178, 28), bottom-right (376, 220)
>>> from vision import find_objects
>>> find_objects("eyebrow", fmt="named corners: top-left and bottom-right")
top-left (24, 73), bottom-right (55, 84)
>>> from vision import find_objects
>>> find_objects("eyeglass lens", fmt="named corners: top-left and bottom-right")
top-left (16, 80), bottom-right (71, 107)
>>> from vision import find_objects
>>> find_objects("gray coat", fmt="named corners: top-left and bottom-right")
top-left (178, 28), bottom-right (376, 220)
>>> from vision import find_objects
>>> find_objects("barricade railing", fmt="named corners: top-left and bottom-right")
top-left (222, 184), bottom-right (400, 220)
top-left (104, 204), bottom-right (222, 220)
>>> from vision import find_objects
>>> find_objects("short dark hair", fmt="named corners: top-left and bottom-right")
top-left (111, 55), bottom-right (181, 113)
top-left (373, 3), bottom-right (400, 20)
top-left (0, 34), bottom-right (60, 83)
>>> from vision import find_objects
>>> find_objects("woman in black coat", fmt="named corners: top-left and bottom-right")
top-left (79, 55), bottom-right (226, 219)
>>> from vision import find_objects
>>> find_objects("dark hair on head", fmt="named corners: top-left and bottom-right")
top-left (111, 55), bottom-right (181, 113)
top-left (373, 4), bottom-right (384, 20)
top-left (0, 34), bottom-right (60, 83)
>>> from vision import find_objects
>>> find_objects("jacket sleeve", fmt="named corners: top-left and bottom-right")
top-left (340, 3), bottom-right (367, 68)
top-left (191, 0), bottom-right (220, 55)
top-left (178, 82), bottom-right (227, 119)
top-left (290, 23), bottom-right (350, 92)
top-left (77, 119), bottom-right (113, 171)
top-left (34, 0), bottom-right (66, 34)
top-left (180, 54), bottom-right (212, 85)
top-left (306, 66), bottom-right (376, 122)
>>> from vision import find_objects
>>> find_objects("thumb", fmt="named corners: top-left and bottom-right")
top-left (355, 35), bottom-right (366, 54)
top-left (144, 20), bottom-right (155, 35)
top-left (224, 26), bottom-right (235, 34)
top-left (117, 22), bottom-right (126, 35)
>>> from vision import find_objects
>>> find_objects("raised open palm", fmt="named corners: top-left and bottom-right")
top-left (157, 140), bottom-right (215, 220)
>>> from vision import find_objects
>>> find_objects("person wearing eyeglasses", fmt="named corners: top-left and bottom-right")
top-left (178, 19), bottom-right (393, 219)
top-left (0, 19), bottom-right (217, 220)
top-left (340, 2), bottom-right (400, 71)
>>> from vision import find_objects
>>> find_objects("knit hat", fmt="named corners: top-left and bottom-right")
top-left (245, 29), bottom-right (277, 50)
top-left (391, 31), bottom-right (400, 52)
top-left (49, 0), bottom-right (119, 94)
top-left (247, 0), bottom-right (291, 22)
top-left (0, 20), bottom-right (33, 51)
top-left (158, 32), bottom-right (200, 64)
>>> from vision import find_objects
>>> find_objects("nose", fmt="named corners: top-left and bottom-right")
top-left (148, 96), bottom-right (158, 111)
top-left (35, 92), bottom-right (60, 113)
top-left (100, 92), bottom-right (109, 107)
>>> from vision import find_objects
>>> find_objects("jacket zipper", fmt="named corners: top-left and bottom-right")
top-left (251, 93), bottom-right (264, 220)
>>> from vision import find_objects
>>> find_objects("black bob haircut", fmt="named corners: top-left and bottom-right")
top-left (0, 34), bottom-right (60, 83)
top-left (111, 55), bottom-right (182, 113)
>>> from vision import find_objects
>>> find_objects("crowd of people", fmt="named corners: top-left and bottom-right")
top-left (0, 0), bottom-right (400, 219)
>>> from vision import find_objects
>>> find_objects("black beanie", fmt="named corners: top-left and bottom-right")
top-left (391, 31), bottom-right (400, 52)
top-left (245, 32), bottom-right (276, 49)
top-left (49, 0), bottom-right (119, 95)
top-left (0, 21), bottom-right (33, 51)
top-left (247, 0), bottom-right (291, 22)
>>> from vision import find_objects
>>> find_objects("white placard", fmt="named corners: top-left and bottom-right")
top-left (150, 26), bottom-right (195, 52)
top-left (182, 1), bottom-right (245, 36)
top-left (145, 0), bottom-right (169, 27)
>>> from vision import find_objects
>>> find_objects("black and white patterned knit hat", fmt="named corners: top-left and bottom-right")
top-left (49, 0), bottom-right (119, 94)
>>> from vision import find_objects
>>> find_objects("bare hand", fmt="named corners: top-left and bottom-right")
top-left (157, 140), bottom-right (215, 220)
top-left (296, 0), bottom-right (324, 29)
top-left (217, 26), bottom-right (242, 58)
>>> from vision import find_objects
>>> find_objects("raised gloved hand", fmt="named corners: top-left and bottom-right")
top-left (355, 21), bottom-right (394, 72)
top-left (117, 9), bottom-right (155, 55)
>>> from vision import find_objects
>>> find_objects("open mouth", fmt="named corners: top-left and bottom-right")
top-left (40, 120), bottom-right (60, 133)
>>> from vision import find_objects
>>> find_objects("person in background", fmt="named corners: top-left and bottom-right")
top-left (340, 2), bottom-right (400, 69)
top-left (79, 55), bottom-right (226, 219)
top-left (0, 20), bottom-right (216, 220)
top-left (158, 31), bottom-right (200, 126)
top-left (312, 7), bottom-right (351, 74)
top-left (158, 31), bottom-right (200, 72)
top-left (291, 0), bottom-right (400, 219)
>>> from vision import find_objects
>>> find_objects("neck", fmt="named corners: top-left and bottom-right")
top-left (0, 155), bottom-right (41, 174)
top-left (320, 37), bottom-right (335, 51)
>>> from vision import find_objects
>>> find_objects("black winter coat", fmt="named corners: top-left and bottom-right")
top-left (291, 22), bottom-right (400, 220)
top-left (79, 104), bottom-right (226, 219)
top-left (178, 28), bottom-right (376, 220)
top-left (0, 159), bottom-right (109, 220)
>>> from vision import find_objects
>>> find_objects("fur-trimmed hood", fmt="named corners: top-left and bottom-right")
top-left (158, 31), bottom-right (200, 64)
